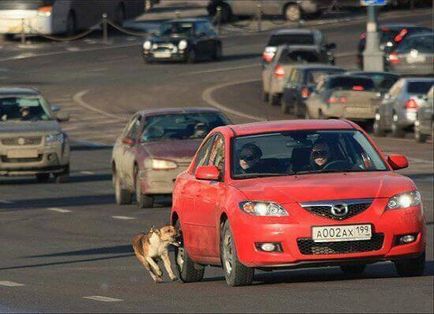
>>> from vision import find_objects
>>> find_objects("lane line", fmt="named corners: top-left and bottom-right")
top-left (202, 79), bottom-right (265, 121)
top-left (0, 281), bottom-right (24, 287)
top-left (112, 216), bottom-right (136, 220)
top-left (83, 296), bottom-right (123, 302)
top-left (181, 63), bottom-right (259, 76)
top-left (80, 171), bottom-right (95, 175)
top-left (47, 207), bottom-right (71, 213)
top-left (72, 90), bottom-right (128, 121)
top-left (0, 200), bottom-right (13, 204)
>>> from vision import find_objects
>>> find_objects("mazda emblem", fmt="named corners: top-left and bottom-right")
top-left (331, 204), bottom-right (349, 217)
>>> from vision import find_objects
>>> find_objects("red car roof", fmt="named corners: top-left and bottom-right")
top-left (220, 119), bottom-right (356, 137)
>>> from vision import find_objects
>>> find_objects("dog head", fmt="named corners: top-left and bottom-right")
top-left (158, 225), bottom-right (178, 244)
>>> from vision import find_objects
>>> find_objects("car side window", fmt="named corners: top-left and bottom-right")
top-left (196, 22), bottom-right (207, 36)
top-left (203, 21), bottom-right (217, 36)
top-left (207, 134), bottom-right (225, 175)
top-left (192, 135), bottom-right (215, 173)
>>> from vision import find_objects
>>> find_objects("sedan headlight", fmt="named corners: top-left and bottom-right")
top-left (178, 40), bottom-right (188, 50)
top-left (387, 191), bottom-right (422, 209)
top-left (150, 159), bottom-right (178, 170)
top-left (143, 40), bottom-right (152, 50)
top-left (45, 133), bottom-right (64, 144)
top-left (239, 201), bottom-right (288, 217)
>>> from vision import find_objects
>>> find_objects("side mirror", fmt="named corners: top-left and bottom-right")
top-left (195, 165), bottom-right (220, 181)
top-left (387, 154), bottom-right (408, 170)
top-left (51, 104), bottom-right (61, 112)
top-left (122, 137), bottom-right (136, 146)
top-left (56, 111), bottom-right (70, 122)
top-left (326, 43), bottom-right (336, 50)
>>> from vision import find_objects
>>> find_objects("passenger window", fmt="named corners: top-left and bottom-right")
top-left (208, 134), bottom-right (225, 174)
top-left (192, 135), bottom-right (215, 173)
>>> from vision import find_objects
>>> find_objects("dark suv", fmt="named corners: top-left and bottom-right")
top-left (207, 0), bottom-right (335, 23)
top-left (357, 24), bottom-right (432, 69)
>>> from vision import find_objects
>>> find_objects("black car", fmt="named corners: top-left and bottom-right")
top-left (281, 64), bottom-right (345, 116)
top-left (357, 24), bottom-right (432, 69)
top-left (142, 18), bottom-right (222, 63)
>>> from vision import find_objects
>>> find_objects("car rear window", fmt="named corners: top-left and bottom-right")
top-left (327, 77), bottom-right (375, 91)
top-left (396, 35), bottom-right (434, 53)
top-left (279, 50), bottom-right (320, 64)
top-left (268, 34), bottom-right (314, 46)
top-left (407, 82), bottom-right (434, 95)
top-left (305, 69), bottom-right (345, 85)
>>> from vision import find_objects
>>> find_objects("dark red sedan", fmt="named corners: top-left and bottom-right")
top-left (171, 119), bottom-right (426, 286)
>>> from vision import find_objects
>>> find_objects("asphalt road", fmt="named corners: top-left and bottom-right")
top-left (0, 8), bottom-right (433, 313)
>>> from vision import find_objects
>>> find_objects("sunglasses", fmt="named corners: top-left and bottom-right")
top-left (240, 154), bottom-right (256, 161)
top-left (312, 150), bottom-right (329, 158)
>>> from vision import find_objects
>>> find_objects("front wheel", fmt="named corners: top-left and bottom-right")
top-left (221, 221), bottom-right (254, 286)
top-left (175, 221), bottom-right (205, 283)
top-left (394, 252), bottom-right (425, 277)
top-left (135, 169), bottom-right (153, 208)
top-left (114, 172), bottom-right (132, 205)
top-left (54, 165), bottom-right (70, 184)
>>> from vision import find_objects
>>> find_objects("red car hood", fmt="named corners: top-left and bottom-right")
top-left (231, 172), bottom-right (416, 204)
top-left (143, 139), bottom-right (203, 161)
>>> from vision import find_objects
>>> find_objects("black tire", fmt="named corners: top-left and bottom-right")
top-left (36, 173), bottom-right (50, 183)
top-left (54, 165), bottom-right (70, 184)
top-left (284, 4), bottom-right (301, 22)
top-left (414, 119), bottom-right (428, 143)
top-left (373, 112), bottom-right (386, 137)
top-left (135, 168), bottom-right (153, 208)
top-left (65, 12), bottom-right (77, 36)
top-left (175, 221), bottom-right (205, 283)
top-left (340, 264), bottom-right (366, 275)
top-left (221, 221), bottom-right (254, 286)
top-left (391, 114), bottom-right (405, 138)
top-left (213, 43), bottom-right (223, 61)
top-left (114, 171), bottom-right (132, 205)
top-left (394, 252), bottom-right (425, 277)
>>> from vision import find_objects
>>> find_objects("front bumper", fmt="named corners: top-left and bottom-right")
top-left (0, 140), bottom-right (70, 176)
top-left (231, 200), bottom-right (425, 268)
top-left (143, 49), bottom-right (188, 62)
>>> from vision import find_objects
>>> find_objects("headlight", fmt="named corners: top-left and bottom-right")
top-left (387, 191), bottom-right (422, 209)
top-left (178, 40), bottom-right (188, 50)
top-left (150, 159), bottom-right (178, 170)
top-left (143, 41), bottom-right (152, 50)
top-left (45, 133), bottom-right (64, 144)
top-left (239, 201), bottom-right (288, 217)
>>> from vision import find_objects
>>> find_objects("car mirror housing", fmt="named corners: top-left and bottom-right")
top-left (195, 165), bottom-right (220, 181)
top-left (387, 154), bottom-right (409, 170)
top-left (56, 111), bottom-right (70, 122)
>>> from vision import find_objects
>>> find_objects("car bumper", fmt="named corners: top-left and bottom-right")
top-left (138, 165), bottom-right (189, 194)
top-left (143, 50), bottom-right (188, 62)
top-left (324, 105), bottom-right (376, 120)
top-left (231, 200), bottom-right (425, 268)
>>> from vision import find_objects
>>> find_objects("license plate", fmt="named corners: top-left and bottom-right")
top-left (406, 54), bottom-right (426, 64)
top-left (7, 149), bottom-right (38, 158)
top-left (312, 224), bottom-right (372, 243)
top-left (154, 51), bottom-right (171, 58)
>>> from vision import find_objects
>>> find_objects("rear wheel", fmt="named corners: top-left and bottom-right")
top-left (54, 165), bottom-right (70, 184)
top-left (175, 221), bottom-right (205, 283)
top-left (284, 4), bottom-right (301, 22)
top-left (114, 172), bottom-right (132, 205)
top-left (391, 114), bottom-right (405, 138)
top-left (36, 173), bottom-right (50, 183)
top-left (394, 252), bottom-right (425, 277)
top-left (135, 168), bottom-right (153, 208)
top-left (340, 264), bottom-right (366, 275)
top-left (221, 221), bottom-right (254, 286)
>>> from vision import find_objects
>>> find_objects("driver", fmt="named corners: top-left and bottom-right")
top-left (238, 143), bottom-right (263, 174)
top-left (20, 106), bottom-right (32, 121)
top-left (310, 139), bottom-right (333, 170)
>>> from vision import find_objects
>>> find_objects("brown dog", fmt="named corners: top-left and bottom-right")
top-left (131, 225), bottom-right (179, 283)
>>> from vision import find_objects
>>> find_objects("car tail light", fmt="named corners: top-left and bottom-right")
top-left (394, 28), bottom-right (408, 43)
top-left (327, 96), bottom-right (347, 104)
top-left (301, 87), bottom-right (310, 98)
top-left (406, 99), bottom-right (418, 110)
top-left (262, 51), bottom-right (274, 63)
top-left (389, 52), bottom-right (400, 64)
top-left (352, 85), bottom-right (364, 91)
top-left (274, 65), bottom-right (285, 79)
top-left (37, 5), bottom-right (52, 16)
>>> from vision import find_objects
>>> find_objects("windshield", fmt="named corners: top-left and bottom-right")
top-left (305, 69), bottom-right (345, 85)
top-left (140, 112), bottom-right (229, 142)
top-left (0, 96), bottom-right (52, 121)
top-left (159, 22), bottom-right (194, 37)
top-left (269, 34), bottom-right (314, 46)
top-left (232, 130), bottom-right (387, 179)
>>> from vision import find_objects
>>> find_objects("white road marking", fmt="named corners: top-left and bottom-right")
top-left (202, 79), bottom-right (265, 121)
top-left (65, 47), bottom-right (80, 52)
top-left (407, 157), bottom-right (433, 164)
top-left (183, 63), bottom-right (259, 76)
top-left (0, 281), bottom-right (24, 287)
top-left (80, 171), bottom-right (95, 175)
top-left (47, 207), bottom-right (71, 213)
top-left (72, 90), bottom-right (128, 121)
top-left (83, 296), bottom-right (123, 302)
top-left (112, 216), bottom-right (136, 220)
top-left (0, 200), bottom-right (13, 204)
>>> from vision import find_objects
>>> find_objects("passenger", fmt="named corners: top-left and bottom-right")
top-left (238, 143), bottom-right (263, 174)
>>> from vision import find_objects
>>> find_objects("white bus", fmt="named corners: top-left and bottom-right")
top-left (0, 0), bottom-right (155, 36)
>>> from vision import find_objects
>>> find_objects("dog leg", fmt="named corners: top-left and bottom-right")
top-left (146, 256), bottom-right (163, 278)
top-left (161, 251), bottom-right (177, 281)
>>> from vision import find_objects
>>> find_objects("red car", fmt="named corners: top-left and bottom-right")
top-left (171, 119), bottom-right (426, 286)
